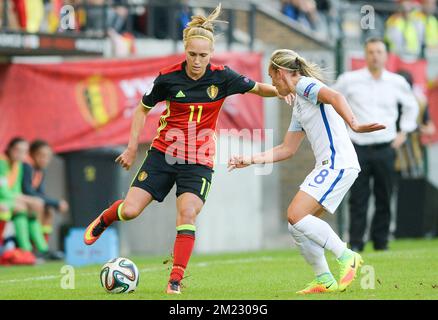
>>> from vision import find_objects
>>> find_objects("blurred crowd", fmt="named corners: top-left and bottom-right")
top-left (385, 0), bottom-right (438, 58)
top-left (0, 0), bottom-right (130, 35)
top-left (280, 0), bottom-right (333, 33)
top-left (1, 0), bottom-right (437, 58)
top-left (279, 0), bottom-right (438, 58)
top-left (0, 138), bottom-right (69, 265)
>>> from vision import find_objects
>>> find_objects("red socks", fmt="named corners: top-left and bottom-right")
top-left (170, 225), bottom-right (196, 282)
top-left (102, 200), bottom-right (124, 226)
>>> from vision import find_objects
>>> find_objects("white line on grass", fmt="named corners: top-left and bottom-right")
top-left (0, 256), bottom-right (276, 284)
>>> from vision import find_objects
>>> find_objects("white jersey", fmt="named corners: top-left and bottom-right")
top-left (288, 76), bottom-right (360, 171)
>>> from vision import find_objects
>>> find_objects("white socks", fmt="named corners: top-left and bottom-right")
top-left (288, 223), bottom-right (330, 276)
top-left (292, 215), bottom-right (347, 259)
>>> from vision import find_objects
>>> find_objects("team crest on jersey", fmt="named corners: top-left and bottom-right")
top-left (138, 171), bottom-right (148, 182)
top-left (207, 85), bottom-right (219, 100)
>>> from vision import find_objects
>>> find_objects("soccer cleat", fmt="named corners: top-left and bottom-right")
top-left (84, 213), bottom-right (108, 245)
top-left (337, 249), bottom-right (364, 292)
top-left (166, 280), bottom-right (181, 294)
top-left (296, 273), bottom-right (338, 295)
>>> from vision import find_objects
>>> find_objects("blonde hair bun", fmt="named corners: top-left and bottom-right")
top-left (183, 4), bottom-right (226, 46)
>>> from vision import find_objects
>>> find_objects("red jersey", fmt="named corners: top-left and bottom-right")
top-left (141, 61), bottom-right (256, 168)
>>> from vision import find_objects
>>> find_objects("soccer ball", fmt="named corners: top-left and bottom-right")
top-left (100, 257), bottom-right (139, 293)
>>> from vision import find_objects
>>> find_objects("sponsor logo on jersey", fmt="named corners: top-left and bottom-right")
top-left (176, 90), bottom-right (186, 98)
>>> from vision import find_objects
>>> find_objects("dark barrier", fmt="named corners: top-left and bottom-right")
top-left (395, 177), bottom-right (438, 238)
top-left (63, 148), bottom-right (128, 227)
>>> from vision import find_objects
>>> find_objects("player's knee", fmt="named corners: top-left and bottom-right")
top-left (287, 209), bottom-right (300, 225)
top-left (121, 203), bottom-right (142, 220)
top-left (178, 207), bottom-right (197, 224)
top-left (13, 200), bottom-right (26, 213)
top-left (30, 197), bottom-right (44, 213)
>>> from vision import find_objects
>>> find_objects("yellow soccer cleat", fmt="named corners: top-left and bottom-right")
top-left (337, 249), bottom-right (364, 292)
top-left (296, 273), bottom-right (339, 295)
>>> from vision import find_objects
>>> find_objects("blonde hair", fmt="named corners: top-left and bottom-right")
top-left (183, 4), bottom-right (225, 48)
top-left (270, 49), bottom-right (325, 83)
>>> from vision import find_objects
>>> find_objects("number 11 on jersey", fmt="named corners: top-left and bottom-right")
top-left (189, 105), bottom-right (203, 123)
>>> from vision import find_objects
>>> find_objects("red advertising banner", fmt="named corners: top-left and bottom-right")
top-left (0, 52), bottom-right (264, 153)
top-left (423, 81), bottom-right (438, 144)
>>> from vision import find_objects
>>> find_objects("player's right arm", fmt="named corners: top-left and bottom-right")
top-left (116, 103), bottom-right (151, 170)
top-left (228, 131), bottom-right (306, 171)
top-left (116, 74), bottom-right (166, 170)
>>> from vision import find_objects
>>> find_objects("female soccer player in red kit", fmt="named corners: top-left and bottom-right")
top-left (84, 4), bottom-right (288, 294)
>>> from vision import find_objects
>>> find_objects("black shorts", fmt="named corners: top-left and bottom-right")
top-left (131, 147), bottom-right (213, 203)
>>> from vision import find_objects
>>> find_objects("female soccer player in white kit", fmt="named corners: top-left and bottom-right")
top-left (229, 49), bottom-right (385, 294)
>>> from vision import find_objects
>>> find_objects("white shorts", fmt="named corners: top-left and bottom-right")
top-left (299, 167), bottom-right (359, 214)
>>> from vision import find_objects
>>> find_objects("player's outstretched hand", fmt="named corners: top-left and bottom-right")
top-left (115, 148), bottom-right (137, 170)
top-left (228, 155), bottom-right (252, 172)
top-left (350, 122), bottom-right (386, 133)
top-left (278, 93), bottom-right (294, 106)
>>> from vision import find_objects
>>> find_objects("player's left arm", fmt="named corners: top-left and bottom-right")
top-left (228, 131), bottom-right (305, 171)
top-left (318, 86), bottom-right (386, 133)
top-left (224, 67), bottom-right (292, 104)
top-left (249, 83), bottom-right (293, 104)
top-left (249, 82), bottom-right (278, 97)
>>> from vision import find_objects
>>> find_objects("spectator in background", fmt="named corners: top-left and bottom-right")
top-left (412, 0), bottom-right (438, 51)
top-left (106, 0), bottom-right (136, 56)
top-left (10, 0), bottom-right (45, 32)
top-left (178, 0), bottom-right (192, 39)
top-left (84, 0), bottom-right (106, 36)
top-left (107, 0), bottom-right (128, 34)
top-left (0, 138), bottom-right (48, 261)
top-left (281, 0), bottom-right (321, 32)
top-left (395, 70), bottom-right (436, 178)
top-left (12, 0), bottom-right (27, 30)
top-left (333, 38), bottom-right (419, 252)
top-left (385, 0), bottom-right (422, 58)
top-left (299, 0), bottom-right (320, 31)
top-left (281, 0), bottom-right (300, 21)
top-left (24, 0), bottom-right (44, 32)
top-left (22, 140), bottom-right (69, 245)
top-left (0, 0), bottom-right (20, 30)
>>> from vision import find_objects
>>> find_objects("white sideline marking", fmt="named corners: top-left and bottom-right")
top-left (0, 256), bottom-right (275, 284)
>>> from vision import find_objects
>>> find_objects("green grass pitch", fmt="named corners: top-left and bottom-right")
top-left (1, 239), bottom-right (438, 300)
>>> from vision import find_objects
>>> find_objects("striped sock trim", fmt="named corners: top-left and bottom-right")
top-left (176, 224), bottom-right (196, 236)
top-left (117, 202), bottom-right (126, 221)
top-left (176, 224), bottom-right (196, 232)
